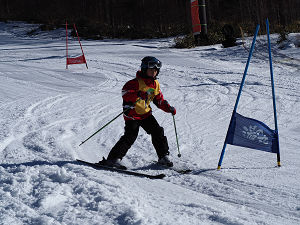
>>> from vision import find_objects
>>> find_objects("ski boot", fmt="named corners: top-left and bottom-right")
top-left (158, 155), bottom-right (173, 167)
top-left (97, 157), bottom-right (127, 170)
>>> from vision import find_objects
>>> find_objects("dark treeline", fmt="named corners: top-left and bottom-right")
top-left (0, 0), bottom-right (299, 39)
top-left (207, 0), bottom-right (300, 32)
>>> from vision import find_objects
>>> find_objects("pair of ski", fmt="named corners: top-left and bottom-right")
top-left (76, 159), bottom-right (192, 179)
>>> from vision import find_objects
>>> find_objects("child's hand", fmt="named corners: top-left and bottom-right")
top-left (169, 106), bottom-right (176, 115)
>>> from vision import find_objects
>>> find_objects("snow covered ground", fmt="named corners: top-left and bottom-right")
top-left (0, 21), bottom-right (299, 225)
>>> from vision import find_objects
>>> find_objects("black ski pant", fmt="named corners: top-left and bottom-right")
top-left (107, 115), bottom-right (169, 160)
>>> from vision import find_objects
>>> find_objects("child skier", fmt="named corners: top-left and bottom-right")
top-left (100, 56), bottom-right (176, 169)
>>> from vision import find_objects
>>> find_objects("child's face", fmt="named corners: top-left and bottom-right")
top-left (146, 68), bottom-right (158, 78)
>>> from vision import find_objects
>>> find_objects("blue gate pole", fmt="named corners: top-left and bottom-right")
top-left (217, 24), bottom-right (260, 170)
top-left (233, 24), bottom-right (260, 112)
top-left (266, 19), bottom-right (281, 167)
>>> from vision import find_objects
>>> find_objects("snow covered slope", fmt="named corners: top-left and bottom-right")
top-left (0, 22), bottom-right (300, 225)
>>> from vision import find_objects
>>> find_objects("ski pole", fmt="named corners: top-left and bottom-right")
top-left (172, 114), bottom-right (181, 157)
top-left (79, 101), bottom-right (139, 146)
top-left (79, 88), bottom-right (155, 146)
top-left (79, 109), bottom-right (127, 146)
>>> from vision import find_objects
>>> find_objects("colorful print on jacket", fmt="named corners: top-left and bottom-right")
top-left (122, 71), bottom-right (172, 120)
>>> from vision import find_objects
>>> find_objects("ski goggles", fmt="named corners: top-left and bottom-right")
top-left (147, 60), bottom-right (162, 69)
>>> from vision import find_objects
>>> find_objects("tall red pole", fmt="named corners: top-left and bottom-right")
top-left (191, 0), bottom-right (201, 36)
top-left (73, 24), bottom-right (88, 69)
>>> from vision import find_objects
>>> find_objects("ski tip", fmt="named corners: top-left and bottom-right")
top-left (178, 169), bottom-right (192, 174)
top-left (153, 174), bottom-right (166, 179)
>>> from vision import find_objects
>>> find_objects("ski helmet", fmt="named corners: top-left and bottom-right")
top-left (141, 56), bottom-right (162, 75)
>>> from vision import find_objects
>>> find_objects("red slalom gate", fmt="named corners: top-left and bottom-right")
top-left (66, 21), bottom-right (88, 69)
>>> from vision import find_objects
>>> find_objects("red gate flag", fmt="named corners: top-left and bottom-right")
top-left (66, 21), bottom-right (88, 69)
top-left (66, 55), bottom-right (86, 65)
top-left (191, 0), bottom-right (201, 35)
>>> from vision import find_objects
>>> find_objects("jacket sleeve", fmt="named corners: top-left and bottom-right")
top-left (153, 89), bottom-right (172, 113)
top-left (122, 79), bottom-right (139, 103)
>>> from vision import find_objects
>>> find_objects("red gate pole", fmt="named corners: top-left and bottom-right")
top-left (73, 24), bottom-right (88, 69)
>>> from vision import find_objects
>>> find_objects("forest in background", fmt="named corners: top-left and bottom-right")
top-left (0, 0), bottom-right (299, 41)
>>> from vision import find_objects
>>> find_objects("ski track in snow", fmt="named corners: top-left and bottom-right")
top-left (0, 22), bottom-right (300, 225)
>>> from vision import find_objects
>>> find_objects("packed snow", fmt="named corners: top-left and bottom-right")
top-left (0, 21), bottom-right (300, 225)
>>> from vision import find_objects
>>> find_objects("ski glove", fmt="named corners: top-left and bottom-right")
top-left (168, 105), bottom-right (176, 115)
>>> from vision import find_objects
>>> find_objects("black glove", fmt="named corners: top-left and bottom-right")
top-left (169, 106), bottom-right (176, 115)
top-left (123, 102), bottom-right (134, 111)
